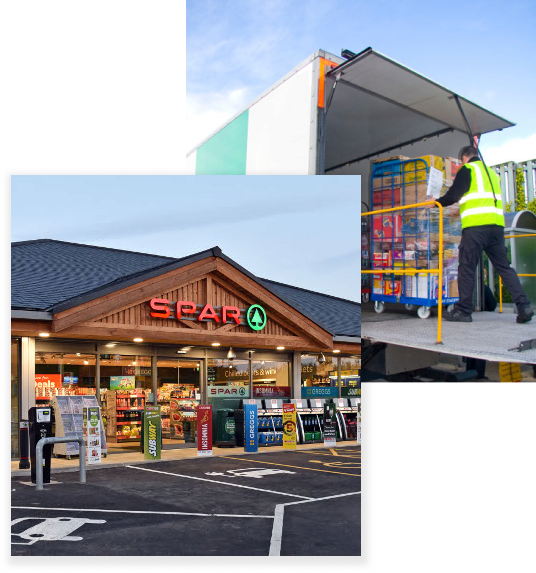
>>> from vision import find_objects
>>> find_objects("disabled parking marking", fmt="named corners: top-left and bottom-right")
top-left (126, 465), bottom-right (312, 499)
top-left (12, 506), bottom-right (274, 519)
top-left (223, 457), bottom-right (359, 476)
top-left (205, 467), bottom-right (296, 479)
top-left (11, 516), bottom-right (105, 545)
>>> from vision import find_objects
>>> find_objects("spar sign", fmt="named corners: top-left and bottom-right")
top-left (197, 405), bottom-right (213, 457)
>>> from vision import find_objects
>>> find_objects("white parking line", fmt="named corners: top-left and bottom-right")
top-left (11, 506), bottom-right (274, 519)
top-left (269, 491), bottom-right (361, 556)
top-left (126, 465), bottom-right (313, 500)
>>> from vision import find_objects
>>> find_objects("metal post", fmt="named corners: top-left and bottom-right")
top-left (35, 436), bottom-right (87, 491)
top-left (151, 355), bottom-right (157, 405)
top-left (337, 356), bottom-right (341, 399)
top-left (95, 349), bottom-right (101, 407)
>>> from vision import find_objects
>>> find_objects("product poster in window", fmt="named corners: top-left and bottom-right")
top-left (110, 376), bottom-right (135, 391)
top-left (83, 406), bottom-right (101, 464)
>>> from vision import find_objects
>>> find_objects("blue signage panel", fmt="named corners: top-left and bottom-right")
top-left (244, 403), bottom-right (258, 452)
top-left (301, 386), bottom-right (339, 398)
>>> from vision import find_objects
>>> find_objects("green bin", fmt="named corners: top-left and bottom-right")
top-left (215, 409), bottom-right (236, 447)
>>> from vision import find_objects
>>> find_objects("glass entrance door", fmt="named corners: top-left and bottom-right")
top-left (156, 358), bottom-right (201, 444)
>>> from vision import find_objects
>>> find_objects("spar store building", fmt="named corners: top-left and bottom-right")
top-left (11, 240), bottom-right (360, 457)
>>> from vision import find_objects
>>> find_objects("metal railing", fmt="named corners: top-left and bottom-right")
top-left (361, 200), bottom-right (445, 344)
top-left (498, 233), bottom-right (536, 313)
top-left (36, 436), bottom-right (86, 491)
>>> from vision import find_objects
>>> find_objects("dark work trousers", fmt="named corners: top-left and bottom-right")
top-left (457, 225), bottom-right (531, 315)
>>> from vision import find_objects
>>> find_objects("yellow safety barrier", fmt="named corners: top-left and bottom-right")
top-left (361, 200), bottom-right (444, 344)
top-left (498, 233), bottom-right (536, 313)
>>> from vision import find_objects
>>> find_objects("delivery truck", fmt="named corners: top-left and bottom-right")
top-left (186, 47), bottom-right (536, 379)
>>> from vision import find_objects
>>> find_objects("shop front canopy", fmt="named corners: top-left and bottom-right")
top-left (324, 48), bottom-right (515, 172)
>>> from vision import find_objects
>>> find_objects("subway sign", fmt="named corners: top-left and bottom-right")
top-left (149, 299), bottom-right (267, 331)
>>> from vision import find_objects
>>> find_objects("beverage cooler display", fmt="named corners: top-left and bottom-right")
top-left (291, 398), bottom-right (323, 444)
top-left (246, 398), bottom-right (284, 446)
top-left (331, 398), bottom-right (361, 440)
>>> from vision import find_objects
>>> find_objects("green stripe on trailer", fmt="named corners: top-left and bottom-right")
top-left (196, 111), bottom-right (249, 175)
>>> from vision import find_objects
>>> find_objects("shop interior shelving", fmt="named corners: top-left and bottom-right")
top-left (106, 390), bottom-right (145, 443)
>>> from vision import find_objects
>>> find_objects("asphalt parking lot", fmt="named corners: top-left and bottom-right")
top-left (11, 445), bottom-right (360, 556)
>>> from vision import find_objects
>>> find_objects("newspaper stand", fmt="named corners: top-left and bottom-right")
top-left (370, 156), bottom-right (461, 318)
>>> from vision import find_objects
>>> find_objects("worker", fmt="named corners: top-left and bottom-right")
top-left (431, 146), bottom-right (533, 323)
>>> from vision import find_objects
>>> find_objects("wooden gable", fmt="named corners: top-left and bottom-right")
top-left (49, 256), bottom-right (333, 351)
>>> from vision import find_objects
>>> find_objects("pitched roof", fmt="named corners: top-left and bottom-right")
top-left (11, 239), bottom-right (360, 337)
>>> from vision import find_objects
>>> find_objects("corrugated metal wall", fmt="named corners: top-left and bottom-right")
top-left (492, 159), bottom-right (536, 206)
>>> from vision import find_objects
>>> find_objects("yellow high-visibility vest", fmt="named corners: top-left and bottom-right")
top-left (459, 161), bottom-right (505, 229)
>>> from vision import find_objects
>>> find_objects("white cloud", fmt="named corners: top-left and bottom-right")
top-left (480, 133), bottom-right (536, 165)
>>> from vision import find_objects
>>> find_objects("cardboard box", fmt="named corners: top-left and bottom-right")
top-left (371, 155), bottom-right (409, 174)
top-left (402, 181), bottom-right (429, 205)
top-left (403, 155), bottom-right (445, 184)
top-left (372, 187), bottom-right (401, 207)
top-left (372, 175), bottom-right (403, 190)
top-left (408, 275), bottom-right (430, 298)
top-left (445, 157), bottom-right (463, 184)
top-left (449, 279), bottom-right (459, 297)
top-left (373, 251), bottom-right (391, 268)
top-left (372, 214), bottom-right (403, 241)
top-left (384, 280), bottom-right (401, 297)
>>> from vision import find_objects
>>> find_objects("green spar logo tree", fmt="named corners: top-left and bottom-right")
top-left (247, 304), bottom-right (267, 331)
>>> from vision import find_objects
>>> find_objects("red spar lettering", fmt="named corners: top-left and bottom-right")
top-left (198, 304), bottom-right (220, 323)
top-left (222, 306), bottom-right (241, 325)
top-left (149, 298), bottom-right (171, 319)
top-left (176, 300), bottom-right (197, 319)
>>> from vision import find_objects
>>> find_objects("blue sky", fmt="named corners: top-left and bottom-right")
top-left (187, 0), bottom-right (536, 164)
top-left (11, 175), bottom-right (361, 301)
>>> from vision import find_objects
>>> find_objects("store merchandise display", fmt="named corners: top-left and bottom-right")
top-left (369, 154), bottom-right (462, 316)
top-left (106, 389), bottom-right (145, 443)
top-left (169, 395), bottom-right (198, 442)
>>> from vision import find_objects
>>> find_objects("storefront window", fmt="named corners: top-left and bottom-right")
top-left (99, 354), bottom-right (152, 394)
top-left (301, 354), bottom-right (338, 399)
top-left (35, 351), bottom-right (96, 405)
top-left (252, 360), bottom-right (290, 398)
top-left (156, 358), bottom-right (200, 442)
top-left (11, 339), bottom-right (20, 459)
top-left (99, 354), bottom-right (152, 446)
top-left (207, 358), bottom-right (249, 411)
top-left (340, 356), bottom-right (361, 399)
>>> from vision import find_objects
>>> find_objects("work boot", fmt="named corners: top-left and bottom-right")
top-left (517, 306), bottom-right (534, 324)
top-left (444, 308), bottom-right (472, 322)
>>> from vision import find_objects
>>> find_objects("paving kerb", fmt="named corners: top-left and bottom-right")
top-left (11, 441), bottom-right (359, 476)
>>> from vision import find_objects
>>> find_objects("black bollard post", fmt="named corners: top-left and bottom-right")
top-left (19, 420), bottom-right (30, 469)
